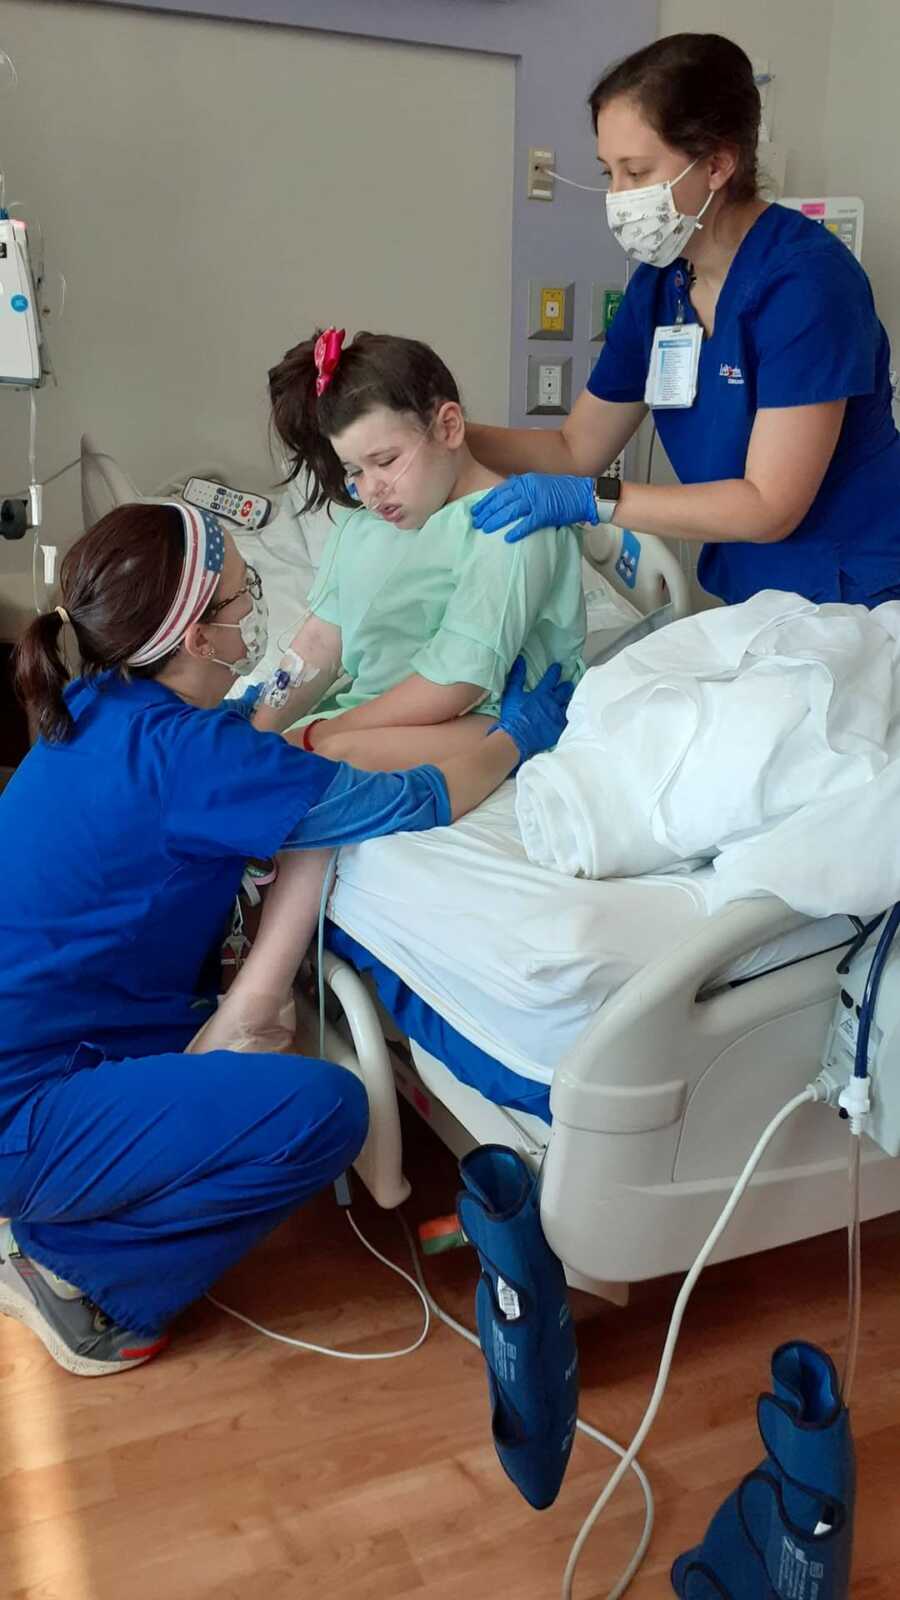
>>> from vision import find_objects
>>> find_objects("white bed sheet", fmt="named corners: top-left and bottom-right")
top-left (236, 512), bottom-right (853, 1084)
top-left (329, 785), bottom-right (853, 1086)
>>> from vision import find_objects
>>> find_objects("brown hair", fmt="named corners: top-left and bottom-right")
top-left (269, 330), bottom-right (461, 514)
top-left (589, 34), bottom-right (761, 204)
top-left (14, 502), bottom-right (197, 743)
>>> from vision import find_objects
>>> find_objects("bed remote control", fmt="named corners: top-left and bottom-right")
top-left (182, 477), bottom-right (272, 530)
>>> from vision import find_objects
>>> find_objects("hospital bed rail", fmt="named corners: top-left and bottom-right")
top-left (298, 892), bottom-right (900, 1302)
top-left (542, 893), bottom-right (900, 1286)
top-left (582, 521), bottom-right (692, 618)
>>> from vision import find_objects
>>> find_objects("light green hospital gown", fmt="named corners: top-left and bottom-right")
top-left (304, 491), bottom-right (586, 721)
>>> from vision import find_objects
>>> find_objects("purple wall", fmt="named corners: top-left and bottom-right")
top-left (93, 0), bottom-right (656, 424)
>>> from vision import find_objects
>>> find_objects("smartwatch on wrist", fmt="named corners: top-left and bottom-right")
top-left (592, 475), bottom-right (622, 526)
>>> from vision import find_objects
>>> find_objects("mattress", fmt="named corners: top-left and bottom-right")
top-left (328, 785), bottom-right (853, 1089)
top-left (325, 922), bottom-right (556, 1121)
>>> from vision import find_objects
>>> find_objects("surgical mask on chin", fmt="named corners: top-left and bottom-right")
top-left (208, 592), bottom-right (269, 676)
top-left (606, 159), bottom-right (714, 269)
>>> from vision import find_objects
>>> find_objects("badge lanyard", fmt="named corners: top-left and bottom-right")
top-left (644, 265), bottom-right (702, 410)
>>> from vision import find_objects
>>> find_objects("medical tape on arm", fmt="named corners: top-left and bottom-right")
top-left (261, 609), bottom-right (342, 709)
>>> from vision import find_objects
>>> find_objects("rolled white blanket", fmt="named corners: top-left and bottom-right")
top-left (515, 590), bottom-right (900, 915)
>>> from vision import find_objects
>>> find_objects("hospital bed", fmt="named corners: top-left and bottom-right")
top-left (78, 442), bottom-right (900, 1303)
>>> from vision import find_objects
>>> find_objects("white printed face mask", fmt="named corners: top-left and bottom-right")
top-left (605, 160), bottom-right (714, 269)
top-left (208, 588), bottom-right (269, 676)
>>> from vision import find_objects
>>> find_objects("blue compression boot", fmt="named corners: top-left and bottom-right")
top-left (456, 1145), bottom-right (579, 1510)
top-left (671, 1342), bottom-right (855, 1599)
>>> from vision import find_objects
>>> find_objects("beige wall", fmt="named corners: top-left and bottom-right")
top-left (658, 0), bottom-right (834, 196)
top-left (824, 0), bottom-right (900, 364)
top-left (0, 0), bottom-right (514, 584)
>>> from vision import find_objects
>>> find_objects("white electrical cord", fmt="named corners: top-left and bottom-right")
top-left (543, 168), bottom-right (608, 194)
top-left (207, 1209), bottom-right (431, 1362)
top-left (841, 1130), bottom-right (862, 1406)
top-left (7, 457), bottom-right (81, 503)
top-left (0, 46), bottom-right (16, 217)
top-left (41, 454), bottom-right (80, 489)
top-left (31, 527), bottom-right (43, 615)
top-left (28, 389), bottom-right (38, 492)
top-left (207, 1196), bottom-right (653, 1594)
top-left (210, 866), bottom-right (827, 1595)
top-left (561, 1084), bottom-right (819, 1599)
top-left (0, 48), bottom-right (18, 91)
top-left (398, 1213), bottom-right (656, 1600)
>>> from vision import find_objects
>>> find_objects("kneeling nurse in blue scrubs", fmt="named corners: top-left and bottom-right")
top-left (470, 33), bottom-right (900, 607)
top-left (0, 499), bottom-right (570, 1377)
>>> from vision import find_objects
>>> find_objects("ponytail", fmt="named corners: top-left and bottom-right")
top-left (269, 329), bottom-right (461, 515)
top-left (269, 335), bottom-right (350, 515)
top-left (14, 609), bottom-right (73, 743)
top-left (13, 502), bottom-right (190, 743)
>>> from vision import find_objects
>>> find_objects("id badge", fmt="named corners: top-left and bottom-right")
top-left (644, 322), bottom-right (702, 409)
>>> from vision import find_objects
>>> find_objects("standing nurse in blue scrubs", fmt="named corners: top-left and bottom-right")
top-left (470, 33), bottom-right (900, 607)
top-left (0, 501), bottom-right (569, 1378)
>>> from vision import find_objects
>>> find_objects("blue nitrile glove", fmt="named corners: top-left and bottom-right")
top-left (494, 656), bottom-right (574, 765)
top-left (470, 473), bottom-right (598, 544)
top-left (223, 682), bottom-right (264, 721)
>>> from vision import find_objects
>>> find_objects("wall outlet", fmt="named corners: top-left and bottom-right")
top-left (527, 147), bottom-right (555, 201)
top-left (607, 452), bottom-right (624, 481)
top-left (539, 363), bottom-right (562, 407)
top-left (526, 354), bottom-right (571, 415)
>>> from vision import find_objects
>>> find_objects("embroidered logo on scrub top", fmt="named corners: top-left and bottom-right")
top-left (719, 363), bottom-right (745, 386)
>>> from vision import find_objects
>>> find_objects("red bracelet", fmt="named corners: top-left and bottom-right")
top-left (301, 719), bottom-right (323, 752)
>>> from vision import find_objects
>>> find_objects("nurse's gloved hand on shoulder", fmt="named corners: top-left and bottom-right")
top-left (470, 473), bottom-right (598, 544)
top-left (494, 656), bottom-right (574, 766)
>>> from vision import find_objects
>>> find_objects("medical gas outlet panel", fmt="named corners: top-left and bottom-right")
top-left (526, 279), bottom-right (623, 419)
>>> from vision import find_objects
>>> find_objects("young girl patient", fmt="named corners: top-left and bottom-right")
top-left (189, 326), bottom-right (585, 1053)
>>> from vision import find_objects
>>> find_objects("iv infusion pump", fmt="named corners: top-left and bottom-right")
top-left (1, 214), bottom-right (44, 540)
top-left (0, 215), bottom-right (42, 386)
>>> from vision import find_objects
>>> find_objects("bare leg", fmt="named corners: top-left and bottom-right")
top-left (187, 849), bottom-right (330, 1054)
top-left (188, 716), bottom-right (496, 1054)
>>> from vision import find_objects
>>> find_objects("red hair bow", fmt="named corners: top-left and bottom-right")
top-left (314, 327), bottom-right (345, 397)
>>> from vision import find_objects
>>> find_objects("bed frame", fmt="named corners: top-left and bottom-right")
top-left (83, 450), bottom-right (897, 1298)
top-left (297, 893), bottom-right (900, 1304)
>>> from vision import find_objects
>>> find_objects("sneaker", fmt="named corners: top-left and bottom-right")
top-left (0, 1225), bottom-right (169, 1377)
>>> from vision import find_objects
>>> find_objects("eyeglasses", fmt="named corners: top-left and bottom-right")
top-left (209, 563), bottom-right (262, 616)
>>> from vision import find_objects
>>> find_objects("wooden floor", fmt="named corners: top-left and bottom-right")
top-left (2, 1106), bottom-right (899, 1600)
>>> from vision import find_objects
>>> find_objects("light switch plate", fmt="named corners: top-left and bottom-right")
top-left (527, 147), bottom-right (555, 201)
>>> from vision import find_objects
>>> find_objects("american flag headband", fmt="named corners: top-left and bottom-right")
top-left (127, 502), bottom-right (227, 669)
